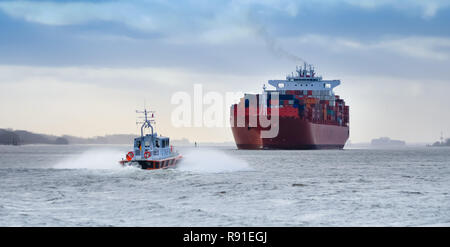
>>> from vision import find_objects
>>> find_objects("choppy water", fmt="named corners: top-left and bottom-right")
top-left (0, 144), bottom-right (449, 226)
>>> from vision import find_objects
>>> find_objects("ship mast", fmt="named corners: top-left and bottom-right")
top-left (136, 109), bottom-right (155, 138)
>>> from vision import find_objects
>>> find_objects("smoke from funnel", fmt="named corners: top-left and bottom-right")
top-left (246, 11), bottom-right (308, 64)
top-left (254, 23), bottom-right (307, 64)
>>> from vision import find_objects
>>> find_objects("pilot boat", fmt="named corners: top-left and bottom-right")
top-left (119, 109), bottom-right (182, 170)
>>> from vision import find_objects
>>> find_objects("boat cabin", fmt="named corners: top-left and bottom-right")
top-left (133, 133), bottom-right (171, 159)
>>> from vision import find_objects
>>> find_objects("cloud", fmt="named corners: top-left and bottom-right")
top-left (0, 66), bottom-right (182, 89)
top-left (342, 0), bottom-right (450, 18)
top-left (376, 37), bottom-right (450, 60)
top-left (0, 1), bottom-right (162, 31)
top-left (1, 0), bottom-right (448, 34)
top-left (294, 34), bottom-right (450, 61)
top-left (0, 0), bottom-right (299, 32)
top-left (1, 0), bottom-right (449, 62)
top-left (0, 0), bottom-right (297, 47)
top-left (0, 65), bottom-right (269, 93)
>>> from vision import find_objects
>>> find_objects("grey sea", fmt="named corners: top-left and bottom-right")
top-left (0, 144), bottom-right (449, 226)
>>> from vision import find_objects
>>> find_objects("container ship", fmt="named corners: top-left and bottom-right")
top-left (230, 63), bottom-right (349, 150)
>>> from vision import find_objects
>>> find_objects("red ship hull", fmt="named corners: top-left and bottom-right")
top-left (231, 126), bottom-right (263, 149)
top-left (231, 118), bottom-right (349, 150)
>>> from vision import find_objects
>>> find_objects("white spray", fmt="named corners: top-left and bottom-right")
top-left (177, 149), bottom-right (251, 173)
top-left (53, 149), bottom-right (126, 170)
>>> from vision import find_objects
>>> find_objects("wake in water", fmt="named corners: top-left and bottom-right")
top-left (53, 149), bottom-right (126, 170)
top-left (177, 149), bottom-right (251, 173)
top-left (52, 148), bottom-right (249, 172)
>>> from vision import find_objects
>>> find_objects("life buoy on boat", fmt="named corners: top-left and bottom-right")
top-left (126, 151), bottom-right (134, 161)
top-left (144, 151), bottom-right (151, 159)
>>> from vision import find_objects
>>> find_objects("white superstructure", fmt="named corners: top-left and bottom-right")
top-left (267, 63), bottom-right (340, 92)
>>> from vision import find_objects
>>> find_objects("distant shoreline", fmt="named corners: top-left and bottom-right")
top-left (0, 128), bottom-right (234, 147)
top-left (2, 128), bottom-right (445, 148)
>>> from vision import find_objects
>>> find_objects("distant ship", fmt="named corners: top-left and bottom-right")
top-left (230, 63), bottom-right (349, 149)
top-left (371, 137), bottom-right (406, 147)
top-left (119, 109), bottom-right (182, 169)
top-left (429, 132), bottom-right (450, 147)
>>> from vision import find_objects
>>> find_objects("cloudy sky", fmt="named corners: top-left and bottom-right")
top-left (1, 0), bottom-right (450, 143)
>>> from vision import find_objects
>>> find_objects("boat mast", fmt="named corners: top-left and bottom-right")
top-left (136, 108), bottom-right (155, 138)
